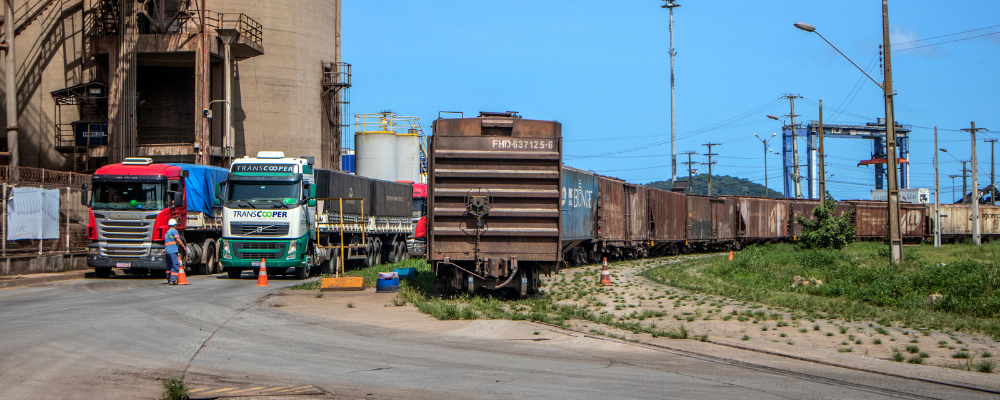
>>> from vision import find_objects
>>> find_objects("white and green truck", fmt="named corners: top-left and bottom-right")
top-left (219, 151), bottom-right (412, 279)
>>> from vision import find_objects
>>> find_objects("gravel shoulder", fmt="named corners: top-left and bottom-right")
top-left (542, 254), bottom-right (1000, 390)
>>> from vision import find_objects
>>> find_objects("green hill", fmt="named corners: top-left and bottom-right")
top-left (646, 174), bottom-right (783, 197)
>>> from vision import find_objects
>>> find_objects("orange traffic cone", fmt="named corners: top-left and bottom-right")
top-left (256, 259), bottom-right (269, 287)
top-left (176, 260), bottom-right (190, 286)
top-left (599, 257), bottom-right (613, 287)
top-left (728, 251), bottom-right (734, 261)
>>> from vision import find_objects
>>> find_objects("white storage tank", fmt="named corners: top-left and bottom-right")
top-left (395, 131), bottom-right (420, 182)
top-left (355, 131), bottom-right (397, 181)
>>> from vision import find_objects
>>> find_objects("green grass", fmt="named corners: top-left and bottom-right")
top-left (977, 360), bottom-right (996, 373)
top-left (645, 242), bottom-right (1000, 340)
top-left (291, 258), bottom-right (429, 290)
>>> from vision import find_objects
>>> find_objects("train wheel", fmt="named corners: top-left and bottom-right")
top-left (518, 268), bottom-right (528, 299)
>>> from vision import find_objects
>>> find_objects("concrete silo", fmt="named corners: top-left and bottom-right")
top-left (354, 112), bottom-right (423, 182)
top-left (0, 0), bottom-right (347, 172)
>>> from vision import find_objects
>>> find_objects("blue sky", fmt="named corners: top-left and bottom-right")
top-left (343, 1), bottom-right (999, 201)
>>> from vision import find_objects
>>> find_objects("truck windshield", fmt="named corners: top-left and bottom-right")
top-left (91, 182), bottom-right (167, 210)
top-left (227, 181), bottom-right (301, 208)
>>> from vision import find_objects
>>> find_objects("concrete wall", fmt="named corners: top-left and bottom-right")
top-left (1, 254), bottom-right (88, 276)
top-left (215, 0), bottom-right (341, 169)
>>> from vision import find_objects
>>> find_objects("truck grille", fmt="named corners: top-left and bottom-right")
top-left (97, 219), bottom-right (153, 257)
top-left (241, 252), bottom-right (280, 260)
top-left (230, 222), bottom-right (290, 236)
top-left (234, 241), bottom-right (286, 260)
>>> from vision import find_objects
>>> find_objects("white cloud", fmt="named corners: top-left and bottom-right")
top-left (890, 25), bottom-right (949, 58)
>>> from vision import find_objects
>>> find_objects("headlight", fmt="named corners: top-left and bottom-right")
top-left (88, 247), bottom-right (99, 255)
top-left (286, 240), bottom-right (297, 260)
top-left (221, 240), bottom-right (231, 259)
top-left (150, 248), bottom-right (165, 256)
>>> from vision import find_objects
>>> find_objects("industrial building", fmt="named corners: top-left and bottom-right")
top-left (0, 0), bottom-right (348, 172)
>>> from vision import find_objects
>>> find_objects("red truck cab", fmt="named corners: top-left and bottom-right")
top-left (407, 183), bottom-right (427, 256)
top-left (84, 158), bottom-right (189, 277)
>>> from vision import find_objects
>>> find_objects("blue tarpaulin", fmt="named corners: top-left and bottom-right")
top-left (167, 164), bottom-right (228, 217)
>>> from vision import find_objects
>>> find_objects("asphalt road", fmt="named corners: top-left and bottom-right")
top-left (0, 273), bottom-right (995, 400)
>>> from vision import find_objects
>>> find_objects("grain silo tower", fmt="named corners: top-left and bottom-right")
top-left (0, 0), bottom-right (349, 172)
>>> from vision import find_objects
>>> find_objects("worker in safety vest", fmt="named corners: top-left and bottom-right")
top-left (165, 219), bottom-right (186, 285)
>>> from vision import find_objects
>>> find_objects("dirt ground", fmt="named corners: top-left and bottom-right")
top-left (546, 254), bottom-right (999, 374)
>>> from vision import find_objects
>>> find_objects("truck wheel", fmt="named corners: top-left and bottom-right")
top-left (294, 266), bottom-right (309, 280)
top-left (385, 240), bottom-right (398, 264)
top-left (318, 259), bottom-right (332, 275)
top-left (227, 268), bottom-right (241, 279)
top-left (95, 267), bottom-right (112, 278)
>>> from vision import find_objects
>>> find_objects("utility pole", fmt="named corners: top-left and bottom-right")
top-left (963, 122), bottom-right (988, 245)
top-left (934, 127), bottom-right (940, 247)
top-left (881, 0), bottom-right (903, 264)
top-left (703, 143), bottom-right (720, 197)
top-left (3, 0), bottom-right (18, 182)
top-left (986, 138), bottom-right (997, 204)
top-left (961, 160), bottom-right (969, 202)
top-left (782, 94), bottom-right (803, 198)
top-left (818, 100), bottom-right (825, 199)
top-left (662, 0), bottom-right (680, 184)
top-left (682, 150), bottom-right (696, 194)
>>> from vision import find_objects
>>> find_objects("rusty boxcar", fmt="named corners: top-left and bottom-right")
top-left (596, 174), bottom-right (627, 243)
top-left (844, 200), bottom-right (927, 242)
top-left (561, 166), bottom-right (599, 264)
top-left (647, 187), bottom-right (686, 254)
top-left (936, 204), bottom-right (1000, 241)
top-left (686, 196), bottom-right (737, 251)
top-left (626, 183), bottom-right (650, 248)
top-left (428, 112), bottom-right (561, 296)
top-left (725, 196), bottom-right (789, 244)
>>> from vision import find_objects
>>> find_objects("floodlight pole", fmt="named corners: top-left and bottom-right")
top-left (662, 1), bottom-right (680, 184)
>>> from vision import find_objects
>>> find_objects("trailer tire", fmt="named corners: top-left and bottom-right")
top-left (95, 267), bottom-right (112, 278)
top-left (227, 268), bottom-right (241, 279)
top-left (294, 266), bottom-right (309, 280)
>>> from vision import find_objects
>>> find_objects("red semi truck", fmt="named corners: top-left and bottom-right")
top-left (82, 158), bottom-right (228, 278)
top-left (407, 183), bottom-right (427, 257)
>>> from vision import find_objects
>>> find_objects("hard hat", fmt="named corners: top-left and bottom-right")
top-left (168, 219), bottom-right (177, 226)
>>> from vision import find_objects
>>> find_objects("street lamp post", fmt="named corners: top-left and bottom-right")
top-left (949, 175), bottom-right (961, 204)
top-left (940, 149), bottom-right (969, 202)
top-left (662, 0), bottom-right (680, 184)
top-left (795, 0), bottom-right (903, 263)
top-left (754, 132), bottom-right (777, 198)
top-left (767, 115), bottom-right (803, 198)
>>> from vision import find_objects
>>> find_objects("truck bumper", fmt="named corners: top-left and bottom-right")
top-left (86, 244), bottom-right (170, 269)
top-left (407, 238), bottom-right (426, 256)
top-left (219, 237), bottom-right (308, 269)
top-left (221, 258), bottom-right (305, 269)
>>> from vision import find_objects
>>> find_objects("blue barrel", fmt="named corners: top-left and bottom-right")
top-left (393, 267), bottom-right (417, 281)
top-left (375, 272), bottom-right (399, 293)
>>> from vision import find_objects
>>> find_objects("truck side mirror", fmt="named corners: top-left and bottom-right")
top-left (167, 191), bottom-right (184, 208)
top-left (308, 199), bottom-right (316, 207)
top-left (214, 197), bottom-right (221, 206)
top-left (80, 183), bottom-right (89, 206)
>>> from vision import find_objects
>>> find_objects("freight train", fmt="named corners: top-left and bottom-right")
top-left (427, 112), bottom-right (993, 297)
